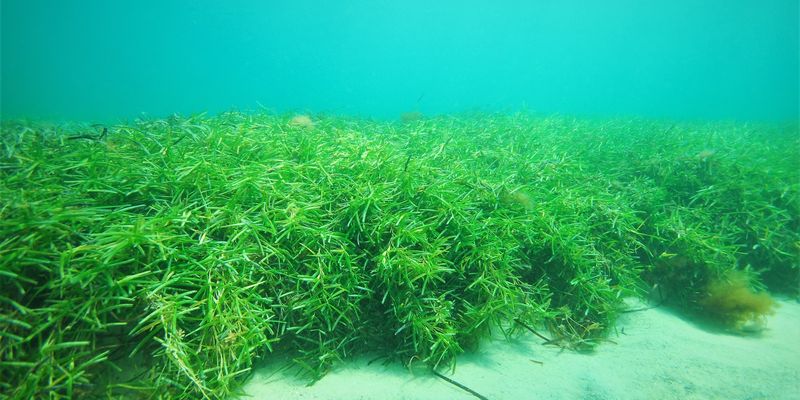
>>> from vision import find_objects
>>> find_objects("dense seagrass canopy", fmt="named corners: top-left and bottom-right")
top-left (1, 113), bottom-right (797, 399)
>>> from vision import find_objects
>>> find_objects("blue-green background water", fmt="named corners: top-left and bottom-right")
top-left (2, 0), bottom-right (798, 122)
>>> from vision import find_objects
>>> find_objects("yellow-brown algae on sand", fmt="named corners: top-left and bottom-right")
top-left (289, 114), bottom-right (315, 129)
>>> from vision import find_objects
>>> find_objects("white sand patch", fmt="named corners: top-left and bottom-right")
top-left (241, 298), bottom-right (800, 399)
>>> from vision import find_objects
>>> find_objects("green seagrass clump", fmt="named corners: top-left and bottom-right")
top-left (1, 113), bottom-right (797, 399)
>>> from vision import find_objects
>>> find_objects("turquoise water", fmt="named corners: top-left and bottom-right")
top-left (1, 1), bottom-right (798, 122)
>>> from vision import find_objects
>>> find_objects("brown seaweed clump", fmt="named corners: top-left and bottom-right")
top-left (500, 189), bottom-right (535, 211)
top-left (695, 149), bottom-right (716, 161)
top-left (400, 111), bottom-right (424, 123)
top-left (699, 271), bottom-right (776, 330)
top-left (289, 114), bottom-right (315, 129)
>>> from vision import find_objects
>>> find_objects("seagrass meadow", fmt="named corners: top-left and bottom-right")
top-left (1, 112), bottom-right (798, 399)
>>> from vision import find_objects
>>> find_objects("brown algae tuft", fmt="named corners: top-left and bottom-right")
top-left (289, 114), bottom-right (315, 129)
top-left (699, 271), bottom-right (776, 330)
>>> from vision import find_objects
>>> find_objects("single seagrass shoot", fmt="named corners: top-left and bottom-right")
top-left (1, 112), bottom-right (797, 399)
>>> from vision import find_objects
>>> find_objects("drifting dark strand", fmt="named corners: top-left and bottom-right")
top-left (442, 136), bottom-right (453, 151)
top-left (620, 303), bottom-right (663, 314)
top-left (432, 370), bottom-right (489, 400)
top-left (367, 355), bottom-right (387, 365)
top-left (402, 154), bottom-right (413, 172)
top-left (171, 135), bottom-right (188, 146)
top-left (67, 134), bottom-right (100, 141)
top-left (67, 127), bottom-right (108, 141)
top-left (513, 318), bottom-right (552, 342)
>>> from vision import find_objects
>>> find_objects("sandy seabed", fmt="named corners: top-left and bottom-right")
top-left (241, 299), bottom-right (800, 400)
